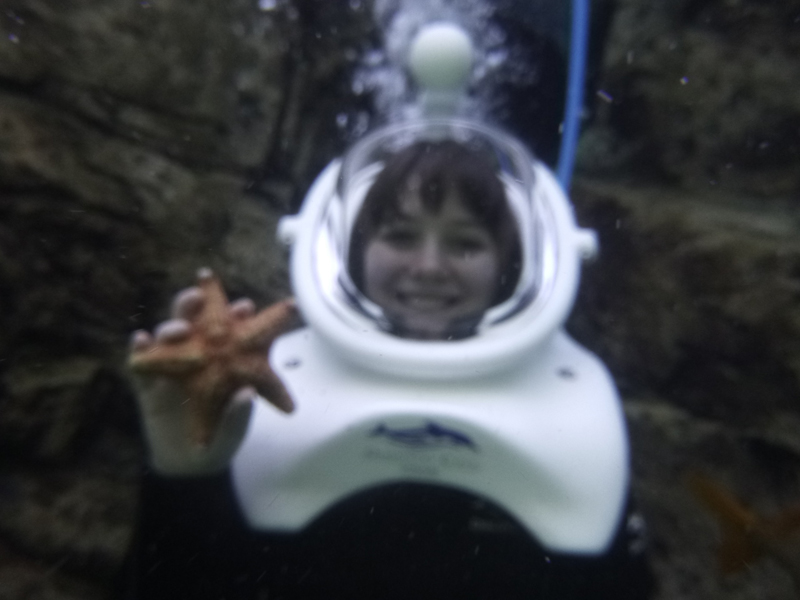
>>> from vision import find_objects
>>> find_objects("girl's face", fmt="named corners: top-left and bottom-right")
top-left (362, 187), bottom-right (501, 340)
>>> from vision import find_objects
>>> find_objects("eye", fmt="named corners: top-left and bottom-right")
top-left (446, 233), bottom-right (490, 254)
top-left (378, 226), bottom-right (420, 248)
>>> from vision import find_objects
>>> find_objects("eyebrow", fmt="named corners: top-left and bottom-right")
top-left (385, 210), bottom-right (488, 228)
top-left (380, 216), bottom-right (416, 226)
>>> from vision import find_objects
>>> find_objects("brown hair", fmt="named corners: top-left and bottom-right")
top-left (347, 140), bottom-right (522, 303)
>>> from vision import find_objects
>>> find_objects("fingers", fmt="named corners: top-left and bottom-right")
top-left (231, 385), bottom-right (257, 405)
top-left (154, 319), bottom-right (192, 343)
top-left (140, 280), bottom-right (257, 350)
top-left (229, 298), bottom-right (256, 319)
top-left (130, 330), bottom-right (153, 351)
top-left (171, 287), bottom-right (205, 320)
top-left (170, 284), bottom-right (255, 322)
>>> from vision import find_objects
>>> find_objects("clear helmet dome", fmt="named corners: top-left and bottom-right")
top-left (333, 118), bottom-right (550, 337)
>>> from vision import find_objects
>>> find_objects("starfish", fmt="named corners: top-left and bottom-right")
top-left (688, 471), bottom-right (800, 593)
top-left (129, 269), bottom-right (297, 446)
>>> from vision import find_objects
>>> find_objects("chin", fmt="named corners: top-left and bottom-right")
top-left (389, 312), bottom-right (483, 341)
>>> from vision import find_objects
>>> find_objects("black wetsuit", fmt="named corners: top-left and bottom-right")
top-left (123, 470), bottom-right (654, 600)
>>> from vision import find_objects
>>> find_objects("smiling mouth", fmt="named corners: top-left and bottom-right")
top-left (396, 291), bottom-right (458, 311)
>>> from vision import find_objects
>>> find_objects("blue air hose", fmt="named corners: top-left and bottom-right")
top-left (556, 0), bottom-right (590, 189)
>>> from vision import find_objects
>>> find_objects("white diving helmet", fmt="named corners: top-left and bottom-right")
top-left (278, 18), bottom-right (597, 380)
top-left (235, 17), bottom-right (627, 554)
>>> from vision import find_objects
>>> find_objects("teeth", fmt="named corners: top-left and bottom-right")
top-left (410, 297), bottom-right (445, 309)
top-left (400, 294), bottom-right (453, 310)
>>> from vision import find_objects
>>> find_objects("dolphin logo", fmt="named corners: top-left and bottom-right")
top-left (370, 421), bottom-right (477, 451)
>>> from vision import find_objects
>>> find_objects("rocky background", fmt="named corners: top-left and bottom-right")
top-left (0, 0), bottom-right (798, 598)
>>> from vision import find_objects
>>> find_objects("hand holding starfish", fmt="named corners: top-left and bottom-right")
top-left (129, 268), bottom-right (297, 474)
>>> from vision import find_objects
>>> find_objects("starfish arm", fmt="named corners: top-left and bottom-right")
top-left (250, 367), bottom-right (296, 414)
top-left (234, 298), bottom-right (297, 351)
top-left (686, 472), bottom-right (763, 573)
top-left (195, 272), bottom-right (233, 341)
top-left (687, 472), bottom-right (758, 530)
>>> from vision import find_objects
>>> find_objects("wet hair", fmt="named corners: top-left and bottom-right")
top-left (348, 140), bottom-right (522, 304)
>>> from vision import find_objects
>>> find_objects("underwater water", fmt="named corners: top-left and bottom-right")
top-left (0, 0), bottom-right (798, 599)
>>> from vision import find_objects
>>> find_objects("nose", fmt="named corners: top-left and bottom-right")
top-left (411, 235), bottom-right (448, 277)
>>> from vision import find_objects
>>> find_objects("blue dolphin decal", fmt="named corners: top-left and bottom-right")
top-left (370, 421), bottom-right (477, 451)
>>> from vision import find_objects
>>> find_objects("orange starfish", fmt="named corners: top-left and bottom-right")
top-left (688, 471), bottom-right (800, 592)
top-left (129, 270), bottom-right (297, 446)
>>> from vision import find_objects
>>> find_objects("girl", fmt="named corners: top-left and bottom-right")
top-left (126, 138), bottom-right (653, 600)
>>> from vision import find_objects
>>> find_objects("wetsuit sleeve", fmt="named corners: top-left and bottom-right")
top-left (120, 469), bottom-right (258, 600)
